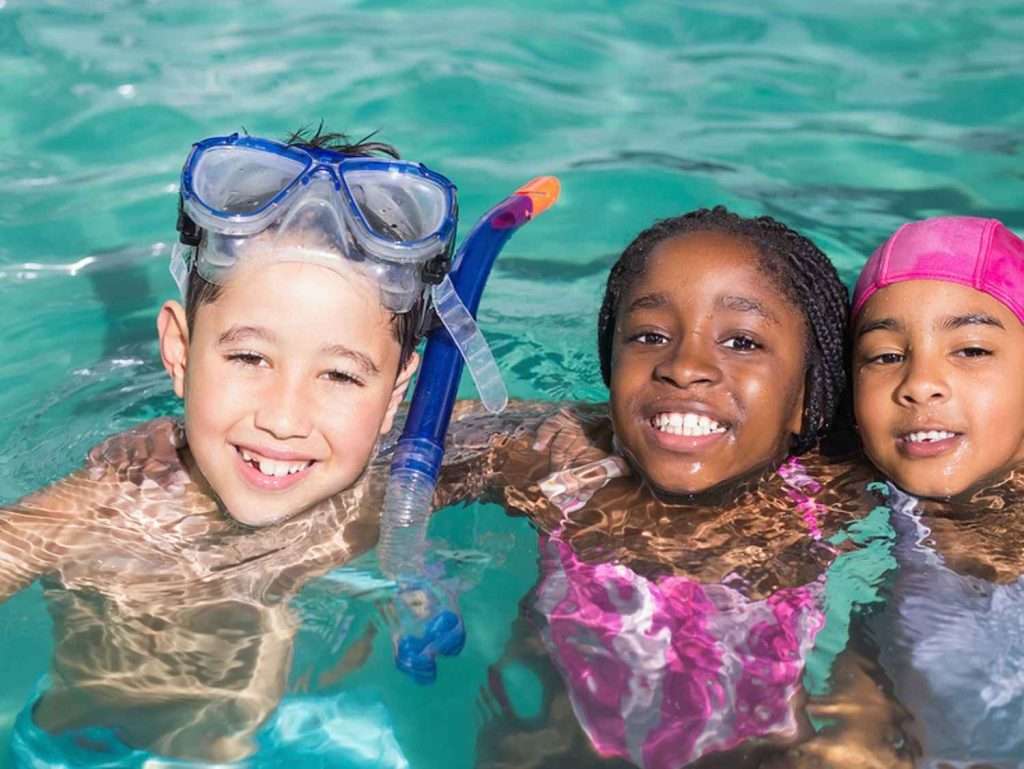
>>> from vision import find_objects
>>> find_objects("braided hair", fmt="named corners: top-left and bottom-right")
top-left (596, 205), bottom-right (850, 454)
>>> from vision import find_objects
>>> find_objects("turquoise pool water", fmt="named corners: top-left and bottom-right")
top-left (1, 1), bottom-right (1022, 766)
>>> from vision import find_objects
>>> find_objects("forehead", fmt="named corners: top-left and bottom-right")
top-left (198, 260), bottom-right (393, 339)
top-left (627, 230), bottom-right (798, 316)
top-left (856, 279), bottom-right (1024, 333)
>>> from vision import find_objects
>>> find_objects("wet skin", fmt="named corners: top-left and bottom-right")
top-left (160, 258), bottom-right (416, 528)
top-left (609, 231), bottom-right (807, 497)
top-left (0, 404), bottom-right (506, 762)
top-left (854, 280), bottom-right (1024, 500)
top-left (0, 399), bottom-right (897, 767)
top-left (0, 419), bottom-right (388, 761)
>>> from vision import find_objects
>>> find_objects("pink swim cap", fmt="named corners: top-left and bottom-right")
top-left (851, 216), bottom-right (1024, 325)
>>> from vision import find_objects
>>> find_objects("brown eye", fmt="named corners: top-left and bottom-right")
top-left (227, 352), bottom-right (268, 367)
top-left (956, 346), bottom-right (992, 358)
top-left (867, 352), bottom-right (903, 365)
top-left (322, 370), bottom-right (365, 387)
top-left (628, 331), bottom-right (669, 345)
top-left (721, 334), bottom-right (761, 351)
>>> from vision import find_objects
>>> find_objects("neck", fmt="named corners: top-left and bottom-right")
top-left (635, 457), bottom-right (785, 509)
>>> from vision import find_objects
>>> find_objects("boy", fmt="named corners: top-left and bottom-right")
top-left (0, 127), bottom-right (472, 763)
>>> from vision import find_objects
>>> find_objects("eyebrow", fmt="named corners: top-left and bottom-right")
top-left (942, 313), bottom-right (1004, 331)
top-left (625, 292), bottom-right (778, 322)
top-left (716, 295), bottom-right (777, 323)
top-left (626, 293), bottom-right (669, 313)
top-left (856, 313), bottom-right (1006, 339)
top-left (217, 325), bottom-right (273, 346)
top-left (217, 325), bottom-right (381, 376)
top-left (856, 317), bottom-right (903, 338)
top-left (320, 344), bottom-right (381, 376)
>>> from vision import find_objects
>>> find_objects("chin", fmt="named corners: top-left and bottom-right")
top-left (222, 502), bottom-right (301, 528)
top-left (640, 465), bottom-right (731, 499)
top-left (890, 475), bottom-right (966, 501)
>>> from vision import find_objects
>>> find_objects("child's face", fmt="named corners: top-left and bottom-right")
top-left (159, 259), bottom-right (414, 527)
top-left (854, 279), bottom-right (1024, 498)
top-left (609, 231), bottom-right (807, 497)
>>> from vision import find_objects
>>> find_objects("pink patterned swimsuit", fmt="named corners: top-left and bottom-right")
top-left (532, 458), bottom-right (831, 768)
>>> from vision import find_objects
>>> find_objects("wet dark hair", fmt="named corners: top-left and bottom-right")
top-left (183, 123), bottom-right (423, 372)
top-left (596, 205), bottom-right (850, 454)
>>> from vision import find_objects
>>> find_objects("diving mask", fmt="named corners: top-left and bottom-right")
top-left (170, 132), bottom-right (509, 414)
top-left (171, 133), bottom-right (458, 313)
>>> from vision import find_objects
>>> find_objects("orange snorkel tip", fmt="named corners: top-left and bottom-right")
top-left (515, 176), bottom-right (561, 217)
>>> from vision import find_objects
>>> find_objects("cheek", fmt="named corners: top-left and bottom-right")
top-left (739, 365), bottom-right (799, 423)
top-left (966, 387), bottom-right (1024, 453)
top-left (320, 387), bottom-right (393, 446)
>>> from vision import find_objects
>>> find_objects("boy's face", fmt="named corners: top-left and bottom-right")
top-left (159, 259), bottom-right (415, 527)
top-left (854, 280), bottom-right (1024, 498)
top-left (609, 231), bottom-right (807, 497)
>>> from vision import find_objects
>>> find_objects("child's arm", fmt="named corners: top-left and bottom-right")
top-left (0, 471), bottom-right (95, 601)
top-left (774, 647), bottom-right (918, 768)
top-left (0, 418), bottom-right (185, 602)
top-left (434, 400), bottom-right (614, 505)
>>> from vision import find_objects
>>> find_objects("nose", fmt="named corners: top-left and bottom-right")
top-left (894, 354), bottom-right (949, 406)
top-left (254, 371), bottom-right (313, 441)
top-left (653, 335), bottom-right (721, 389)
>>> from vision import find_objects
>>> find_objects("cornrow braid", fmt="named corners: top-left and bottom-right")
top-left (597, 205), bottom-right (850, 455)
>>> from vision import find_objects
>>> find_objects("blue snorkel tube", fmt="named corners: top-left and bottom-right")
top-left (377, 176), bottom-right (560, 683)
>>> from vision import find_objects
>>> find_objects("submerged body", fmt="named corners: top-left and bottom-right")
top-left (467, 404), bottom-right (905, 769)
top-left (0, 402), bottom-right (520, 763)
top-left (1, 418), bottom-right (390, 760)
top-left (867, 477), bottom-right (1024, 768)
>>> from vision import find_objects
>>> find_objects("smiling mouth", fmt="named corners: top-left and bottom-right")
top-left (895, 429), bottom-right (963, 459)
top-left (649, 411), bottom-right (729, 437)
top-left (236, 446), bottom-right (315, 478)
top-left (901, 430), bottom-right (961, 444)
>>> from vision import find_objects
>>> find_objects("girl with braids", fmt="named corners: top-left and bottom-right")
top-left (453, 205), bottom-right (906, 768)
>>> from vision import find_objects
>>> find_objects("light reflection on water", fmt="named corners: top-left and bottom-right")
top-left (1, 0), bottom-right (1022, 766)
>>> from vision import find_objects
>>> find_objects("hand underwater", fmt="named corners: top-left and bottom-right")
top-left (534, 407), bottom-right (629, 513)
top-left (533, 406), bottom-right (613, 470)
top-left (770, 651), bottom-right (918, 769)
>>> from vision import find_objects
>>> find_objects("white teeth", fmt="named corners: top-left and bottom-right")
top-left (239, 448), bottom-right (311, 476)
top-left (905, 430), bottom-right (956, 443)
top-left (651, 412), bottom-right (726, 437)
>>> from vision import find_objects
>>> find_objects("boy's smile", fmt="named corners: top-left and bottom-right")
top-left (609, 231), bottom-right (807, 497)
top-left (854, 280), bottom-right (1024, 499)
top-left (159, 259), bottom-right (414, 527)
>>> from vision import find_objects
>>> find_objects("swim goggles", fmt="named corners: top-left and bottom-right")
top-left (171, 133), bottom-right (458, 313)
top-left (170, 132), bottom-right (509, 413)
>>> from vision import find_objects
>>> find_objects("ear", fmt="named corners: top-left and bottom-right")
top-left (157, 301), bottom-right (190, 399)
top-left (379, 351), bottom-right (420, 435)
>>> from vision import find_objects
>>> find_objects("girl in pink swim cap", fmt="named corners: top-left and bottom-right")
top-left (852, 215), bottom-right (1024, 500)
top-left (848, 216), bottom-right (1024, 767)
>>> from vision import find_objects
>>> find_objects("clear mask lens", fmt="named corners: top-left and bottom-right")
top-left (346, 170), bottom-right (449, 243)
top-left (191, 146), bottom-right (306, 216)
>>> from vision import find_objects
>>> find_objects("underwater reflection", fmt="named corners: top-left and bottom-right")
top-left (471, 427), bottom-right (907, 769)
top-left (859, 476), bottom-right (1024, 768)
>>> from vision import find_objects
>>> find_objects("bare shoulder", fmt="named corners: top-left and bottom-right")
top-left (2, 419), bottom-right (187, 525)
top-left (84, 417), bottom-right (190, 492)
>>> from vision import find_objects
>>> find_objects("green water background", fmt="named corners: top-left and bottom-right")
top-left (0, 1), bottom-right (1022, 765)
